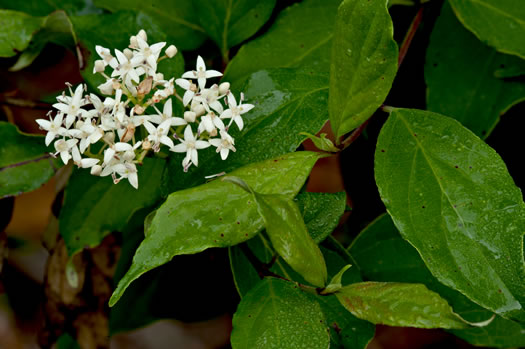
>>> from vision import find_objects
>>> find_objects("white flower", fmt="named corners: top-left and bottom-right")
top-left (72, 121), bottom-right (104, 153)
top-left (144, 119), bottom-right (174, 151)
top-left (98, 78), bottom-right (117, 95)
top-left (171, 125), bottom-right (210, 169)
top-left (175, 78), bottom-right (198, 106)
top-left (53, 138), bottom-right (78, 165)
top-left (131, 36), bottom-right (166, 74)
top-left (209, 130), bottom-right (236, 160)
top-left (111, 49), bottom-right (143, 84)
top-left (220, 92), bottom-right (254, 131)
top-left (193, 84), bottom-right (224, 114)
top-left (148, 99), bottom-right (186, 126)
top-left (181, 56), bottom-right (222, 90)
top-left (52, 84), bottom-right (88, 128)
top-left (198, 111), bottom-right (225, 135)
top-left (36, 113), bottom-right (67, 146)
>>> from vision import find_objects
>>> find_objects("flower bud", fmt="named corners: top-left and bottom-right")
top-left (134, 105), bottom-right (145, 115)
top-left (154, 73), bottom-right (164, 82)
top-left (138, 29), bottom-right (147, 41)
top-left (219, 82), bottom-right (230, 95)
top-left (103, 132), bottom-right (115, 144)
top-left (193, 104), bottom-right (206, 117)
top-left (123, 48), bottom-right (134, 60)
top-left (120, 124), bottom-right (136, 143)
top-left (142, 140), bottom-right (152, 150)
top-left (165, 45), bottom-right (177, 58)
top-left (137, 76), bottom-right (153, 97)
top-left (90, 165), bottom-right (102, 176)
top-left (209, 128), bottom-right (218, 137)
top-left (94, 60), bottom-right (105, 73)
top-left (184, 111), bottom-right (196, 123)
top-left (129, 35), bottom-right (138, 49)
top-left (75, 120), bottom-right (84, 129)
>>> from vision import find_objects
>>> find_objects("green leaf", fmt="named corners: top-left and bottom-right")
top-left (322, 264), bottom-right (352, 294)
top-left (300, 132), bottom-right (339, 153)
top-left (350, 214), bottom-right (525, 348)
top-left (329, 0), bottom-right (398, 140)
top-left (231, 278), bottom-right (330, 349)
top-left (59, 157), bottom-right (166, 256)
top-left (55, 333), bottom-right (80, 349)
top-left (0, 10), bottom-right (45, 57)
top-left (223, 0), bottom-right (341, 86)
top-left (425, 2), bottom-right (525, 138)
top-left (0, 122), bottom-right (61, 198)
top-left (296, 191), bottom-right (347, 243)
top-left (166, 68), bottom-right (328, 192)
top-left (71, 11), bottom-right (184, 91)
top-left (109, 151), bottom-right (321, 306)
top-left (249, 191), bottom-right (328, 287)
top-left (374, 108), bottom-right (525, 321)
top-left (0, 0), bottom-right (101, 16)
top-left (449, 0), bottom-right (525, 59)
top-left (494, 59), bottom-right (525, 78)
top-left (197, 0), bottom-right (276, 56)
top-left (10, 10), bottom-right (78, 71)
top-left (336, 282), bottom-right (471, 329)
top-left (229, 233), bottom-right (374, 348)
top-left (93, 0), bottom-right (206, 50)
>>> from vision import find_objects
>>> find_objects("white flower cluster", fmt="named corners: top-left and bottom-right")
top-left (36, 30), bottom-right (254, 189)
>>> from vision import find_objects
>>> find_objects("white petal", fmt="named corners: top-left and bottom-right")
top-left (143, 121), bottom-right (157, 135)
top-left (163, 99), bottom-right (173, 117)
top-left (240, 103), bottom-right (254, 114)
top-left (183, 125), bottom-right (194, 141)
top-left (213, 116), bottom-right (225, 130)
top-left (220, 109), bottom-right (233, 120)
top-left (208, 139), bottom-right (221, 147)
top-left (175, 78), bottom-right (191, 90)
top-left (80, 158), bottom-right (99, 168)
top-left (114, 142), bottom-right (133, 151)
top-left (45, 132), bottom-right (55, 146)
top-left (197, 77), bottom-right (206, 90)
top-left (205, 70), bottom-right (222, 79)
top-left (171, 143), bottom-right (187, 153)
top-left (220, 148), bottom-right (229, 160)
top-left (53, 103), bottom-right (69, 113)
top-left (160, 135), bottom-right (174, 148)
top-left (36, 119), bottom-right (51, 130)
top-left (195, 140), bottom-right (210, 150)
top-left (191, 148), bottom-right (199, 166)
top-left (183, 90), bottom-right (194, 106)
top-left (72, 146), bottom-right (81, 162)
top-left (171, 117), bottom-right (187, 126)
top-left (114, 49), bottom-right (127, 65)
top-left (104, 148), bottom-right (115, 164)
top-left (159, 119), bottom-right (172, 135)
top-left (181, 71), bottom-right (197, 79)
top-left (196, 55), bottom-right (206, 71)
top-left (128, 172), bottom-right (139, 189)
top-left (60, 151), bottom-right (71, 165)
top-left (234, 116), bottom-right (244, 131)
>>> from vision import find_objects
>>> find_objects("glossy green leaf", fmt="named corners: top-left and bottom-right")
top-left (296, 191), bottom-right (346, 243)
top-left (494, 59), bottom-right (525, 78)
top-left (10, 10), bottom-right (78, 71)
top-left (229, 233), bottom-right (374, 348)
top-left (231, 277), bottom-right (330, 349)
top-left (197, 0), bottom-right (276, 56)
top-left (59, 157), bottom-right (166, 256)
top-left (374, 108), bottom-right (525, 321)
top-left (0, 0), bottom-right (101, 16)
top-left (337, 282), bottom-right (470, 329)
top-left (109, 151), bottom-right (321, 306)
top-left (0, 122), bottom-right (61, 198)
top-left (329, 0), bottom-right (398, 140)
top-left (449, 0), bottom-right (525, 59)
top-left (0, 10), bottom-right (44, 57)
top-left (350, 214), bottom-right (525, 348)
top-left (72, 11), bottom-right (184, 91)
top-left (425, 2), bottom-right (525, 138)
top-left (223, 0), bottom-right (341, 86)
top-left (166, 68), bottom-right (328, 192)
top-left (93, 0), bottom-right (206, 50)
top-left (249, 191), bottom-right (327, 287)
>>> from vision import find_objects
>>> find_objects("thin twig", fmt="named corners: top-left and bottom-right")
top-left (398, 7), bottom-right (424, 68)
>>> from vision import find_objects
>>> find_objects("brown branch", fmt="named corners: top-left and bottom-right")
top-left (398, 7), bottom-right (424, 68)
